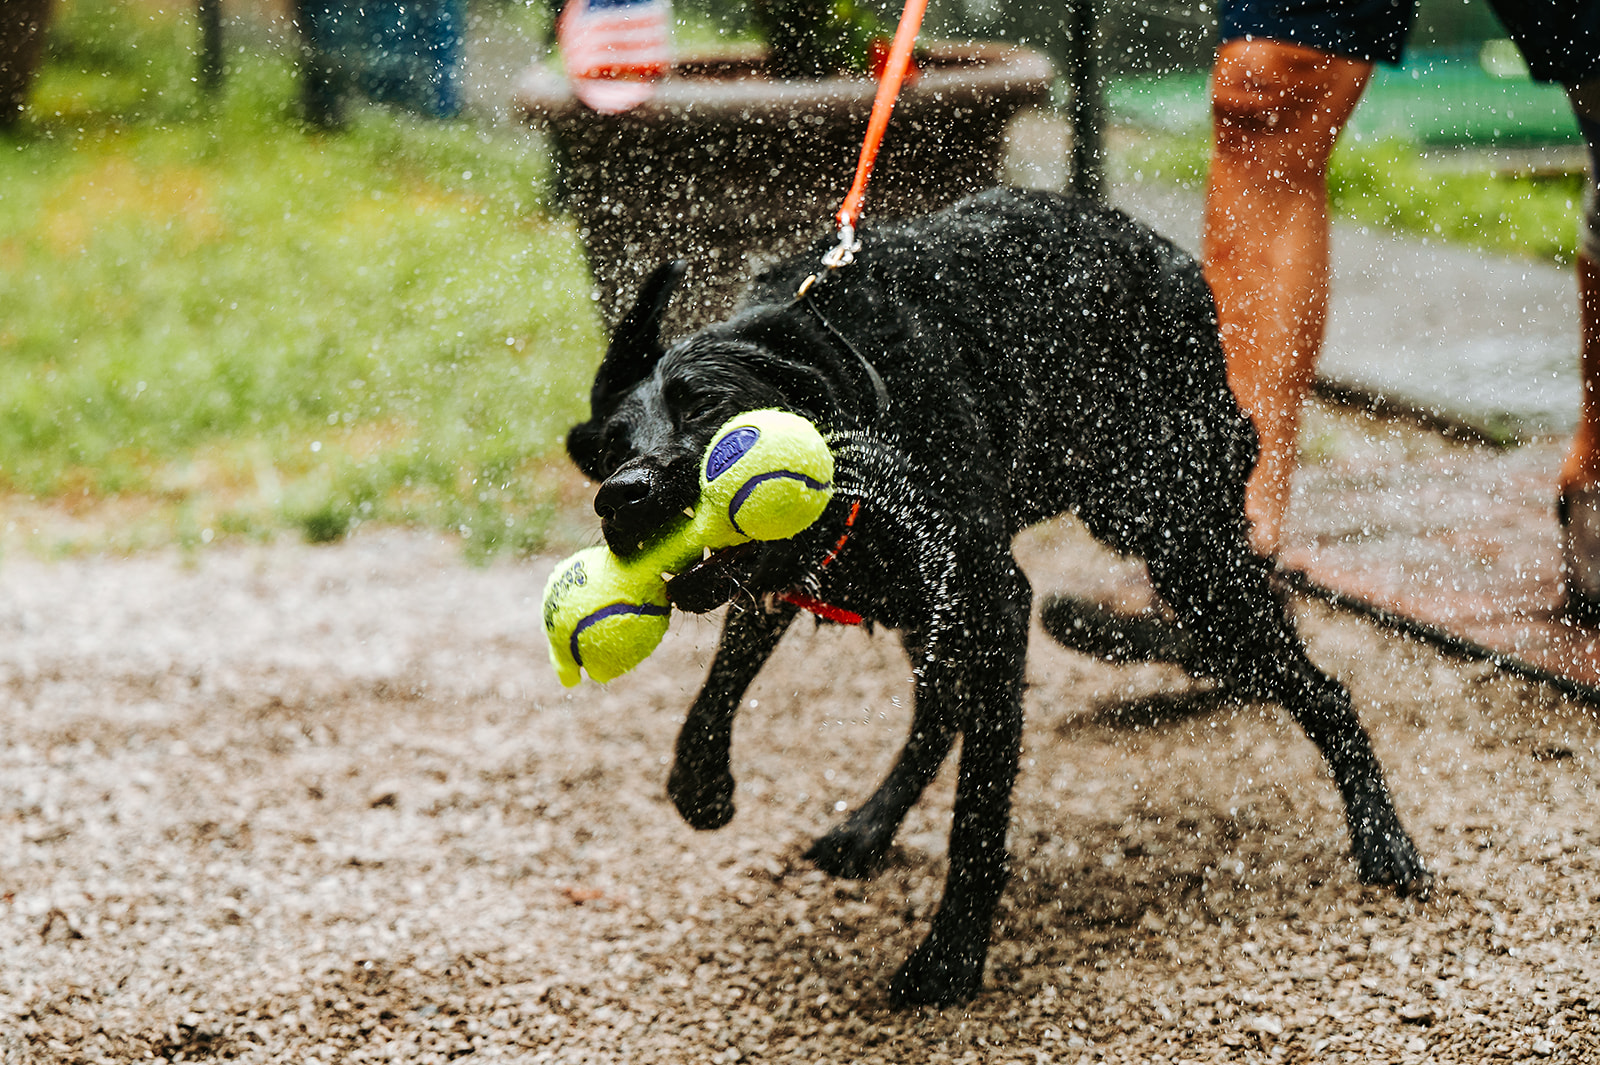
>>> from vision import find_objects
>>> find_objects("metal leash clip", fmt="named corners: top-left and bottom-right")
top-left (796, 224), bottom-right (862, 298)
top-left (821, 224), bottom-right (861, 270)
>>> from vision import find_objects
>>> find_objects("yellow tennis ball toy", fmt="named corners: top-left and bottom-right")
top-left (542, 409), bottom-right (834, 686)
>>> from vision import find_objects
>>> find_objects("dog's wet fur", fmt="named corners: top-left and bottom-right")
top-left (566, 188), bottom-right (1430, 1006)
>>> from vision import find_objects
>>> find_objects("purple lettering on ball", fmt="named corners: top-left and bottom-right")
top-left (704, 426), bottom-right (760, 482)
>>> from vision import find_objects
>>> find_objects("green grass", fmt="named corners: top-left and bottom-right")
top-left (1114, 128), bottom-right (1586, 265)
top-left (1, 1), bottom-right (604, 557)
top-left (1325, 142), bottom-right (1585, 264)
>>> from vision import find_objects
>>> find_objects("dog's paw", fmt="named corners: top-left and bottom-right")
top-left (1354, 830), bottom-right (1433, 898)
top-left (804, 822), bottom-right (891, 880)
top-left (1349, 805), bottom-right (1432, 898)
top-left (887, 930), bottom-right (987, 1008)
top-left (1039, 595), bottom-right (1196, 667)
top-left (667, 764), bottom-right (736, 830)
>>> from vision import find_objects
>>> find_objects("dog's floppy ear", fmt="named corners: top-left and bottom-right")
top-left (567, 261), bottom-right (686, 479)
top-left (591, 260), bottom-right (687, 409)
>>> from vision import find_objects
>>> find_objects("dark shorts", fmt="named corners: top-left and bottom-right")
top-left (1219, 0), bottom-right (1600, 84)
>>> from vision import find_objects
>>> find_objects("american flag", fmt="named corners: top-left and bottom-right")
top-left (557, 0), bottom-right (671, 113)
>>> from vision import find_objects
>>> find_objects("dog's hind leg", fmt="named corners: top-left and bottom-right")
top-left (1142, 543), bottom-right (1432, 896)
top-left (887, 556), bottom-right (1030, 1007)
top-left (668, 596), bottom-right (799, 830)
top-left (1039, 594), bottom-right (1197, 667)
top-left (805, 628), bottom-right (960, 880)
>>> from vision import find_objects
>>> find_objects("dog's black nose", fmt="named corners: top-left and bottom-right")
top-left (595, 465), bottom-right (655, 525)
top-left (595, 457), bottom-right (700, 556)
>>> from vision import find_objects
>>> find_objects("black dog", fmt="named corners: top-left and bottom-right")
top-left (565, 188), bottom-right (1430, 1006)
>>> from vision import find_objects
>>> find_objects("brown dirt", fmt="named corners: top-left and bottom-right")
top-left (4, 407), bottom-right (1600, 1064)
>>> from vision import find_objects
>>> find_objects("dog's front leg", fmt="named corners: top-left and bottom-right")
top-left (668, 596), bottom-right (799, 830)
top-left (888, 559), bottom-right (1030, 1008)
top-left (806, 629), bottom-right (959, 879)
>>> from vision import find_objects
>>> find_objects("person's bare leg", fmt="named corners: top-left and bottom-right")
top-left (1560, 254), bottom-right (1600, 609)
top-left (1560, 252), bottom-right (1600, 494)
top-left (1559, 82), bottom-right (1600, 495)
top-left (1204, 39), bottom-right (1372, 556)
top-left (1557, 83), bottom-right (1600, 610)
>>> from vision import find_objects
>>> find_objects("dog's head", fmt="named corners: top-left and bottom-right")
top-left (567, 262), bottom-right (845, 609)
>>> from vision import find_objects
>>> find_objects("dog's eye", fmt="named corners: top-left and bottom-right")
top-left (680, 397), bottom-right (720, 425)
top-left (601, 437), bottom-right (630, 477)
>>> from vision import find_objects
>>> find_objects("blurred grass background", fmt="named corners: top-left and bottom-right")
top-left (2, 0), bottom-right (602, 558)
top-left (1, 0), bottom-right (1588, 558)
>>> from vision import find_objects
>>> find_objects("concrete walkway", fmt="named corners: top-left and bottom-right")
top-left (1112, 179), bottom-right (1581, 436)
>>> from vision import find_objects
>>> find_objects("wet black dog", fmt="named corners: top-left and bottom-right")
top-left (565, 188), bottom-right (1429, 1006)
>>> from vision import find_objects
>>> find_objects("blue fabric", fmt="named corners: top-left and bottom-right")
top-left (1220, 0), bottom-right (1600, 84)
top-left (1492, 3), bottom-right (1600, 85)
top-left (299, 0), bottom-right (464, 118)
top-left (1219, 0), bottom-right (1414, 65)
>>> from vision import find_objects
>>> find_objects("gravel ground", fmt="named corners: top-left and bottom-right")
top-left (4, 408), bottom-right (1600, 1064)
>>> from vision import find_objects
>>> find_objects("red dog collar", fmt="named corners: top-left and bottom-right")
top-left (778, 499), bottom-right (863, 625)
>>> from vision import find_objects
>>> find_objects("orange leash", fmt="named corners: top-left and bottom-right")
top-left (818, 0), bottom-right (929, 271)
top-left (786, 13), bottom-right (925, 617)
top-left (838, 0), bottom-right (928, 234)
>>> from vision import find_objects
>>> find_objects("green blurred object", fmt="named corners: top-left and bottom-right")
top-left (1113, 127), bottom-right (1583, 264)
top-left (1109, 44), bottom-right (1582, 147)
top-left (1357, 46), bottom-right (1582, 147)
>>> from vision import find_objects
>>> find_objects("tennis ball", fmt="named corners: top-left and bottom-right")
top-left (541, 545), bottom-right (671, 687)
top-left (541, 409), bottom-right (835, 686)
top-left (698, 409), bottom-right (834, 543)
